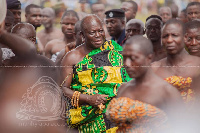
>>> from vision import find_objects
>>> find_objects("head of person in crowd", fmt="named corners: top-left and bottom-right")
top-left (105, 9), bottom-right (126, 39)
top-left (177, 9), bottom-right (188, 23)
top-left (90, 2), bottom-right (105, 22)
top-left (6, 0), bottom-right (21, 25)
top-left (60, 10), bottom-right (79, 40)
top-left (158, 6), bottom-right (172, 24)
top-left (11, 23), bottom-right (36, 45)
top-left (125, 19), bottom-right (144, 39)
top-left (161, 19), bottom-right (185, 55)
top-left (80, 14), bottom-right (105, 49)
top-left (123, 35), bottom-right (153, 78)
top-left (145, 15), bottom-right (163, 43)
top-left (74, 20), bottom-right (83, 47)
top-left (5, 9), bottom-right (14, 32)
top-left (41, 7), bottom-right (56, 30)
top-left (184, 20), bottom-right (200, 57)
top-left (170, 3), bottom-right (179, 19)
top-left (121, 1), bottom-right (138, 22)
top-left (186, 2), bottom-right (200, 22)
top-left (25, 4), bottom-right (42, 30)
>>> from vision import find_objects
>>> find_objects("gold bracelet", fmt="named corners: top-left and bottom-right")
top-left (73, 91), bottom-right (79, 107)
top-left (77, 92), bottom-right (81, 108)
top-left (71, 91), bottom-right (77, 106)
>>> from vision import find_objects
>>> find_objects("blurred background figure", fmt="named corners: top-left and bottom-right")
top-left (170, 3), bottom-right (179, 19)
top-left (186, 2), bottom-right (200, 22)
top-left (90, 2), bottom-right (111, 39)
top-left (25, 4), bottom-right (44, 54)
top-left (121, 0), bottom-right (138, 22)
top-left (6, 0), bottom-right (21, 25)
top-left (184, 20), bottom-right (200, 57)
top-left (37, 7), bottom-right (64, 48)
top-left (177, 9), bottom-right (188, 23)
top-left (158, 6), bottom-right (172, 24)
top-left (5, 10), bottom-right (15, 33)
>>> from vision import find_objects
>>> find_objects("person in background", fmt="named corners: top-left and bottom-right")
top-left (170, 3), bottom-right (179, 19)
top-left (177, 9), bottom-right (188, 23)
top-left (158, 6), bottom-right (172, 24)
top-left (6, 0), bottom-right (21, 25)
top-left (186, 2), bottom-right (200, 22)
top-left (145, 15), bottom-right (166, 61)
top-left (37, 7), bottom-right (64, 48)
top-left (184, 20), bottom-right (200, 57)
top-left (121, 0), bottom-right (138, 22)
top-left (105, 9), bottom-right (126, 46)
top-left (4, 10), bottom-right (14, 33)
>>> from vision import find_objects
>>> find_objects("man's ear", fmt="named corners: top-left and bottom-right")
top-left (147, 53), bottom-right (154, 63)
top-left (184, 33), bottom-right (188, 44)
top-left (80, 31), bottom-right (85, 43)
top-left (142, 29), bottom-right (145, 35)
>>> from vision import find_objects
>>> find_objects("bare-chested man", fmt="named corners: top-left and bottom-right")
top-left (151, 19), bottom-right (200, 103)
top-left (106, 35), bottom-right (182, 132)
top-left (145, 15), bottom-right (166, 61)
top-left (45, 10), bottom-right (79, 61)
top-left (37, 7), bottom-right (64, 48)
top-left (118, 35), bottom-right (181, 112)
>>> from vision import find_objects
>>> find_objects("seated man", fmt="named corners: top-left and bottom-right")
top-left (184, 20), bottom-right (200, 57)
top-left (106, 35), bottom-right (182, 132)
top-left (61, 14), bottom-right (131, 132)
top-left (151, 19), bottom-right (200, 104)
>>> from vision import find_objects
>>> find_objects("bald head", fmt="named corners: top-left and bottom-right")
top-left (42, 7), bottom-right (55, 18)
top-left (170, 4), bottom-right (179, 18)
top-left (126, 19), bottom-right (144, 39)
top-left (81, 15), bottom-right (103, 33)
top-left (159, 6), bottom-right (172, 23)
top-left (11, 23), bottom-right (36, 44)
top-left (125, 35), bottom-right (153, 56)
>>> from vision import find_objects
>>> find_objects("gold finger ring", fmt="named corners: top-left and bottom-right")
top-left (98, 103), bottom-right (105, 111)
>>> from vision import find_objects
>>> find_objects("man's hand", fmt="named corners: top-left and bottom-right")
top-left (86, 94), bottom-right (109, 107)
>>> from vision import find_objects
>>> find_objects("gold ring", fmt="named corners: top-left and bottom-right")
top-left (98, 103), bottom-right (105, 111)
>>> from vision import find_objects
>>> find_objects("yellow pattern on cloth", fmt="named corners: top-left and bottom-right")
top-left (106, 97), bottom-right (168, 133)
top-left (164, 76), bottom-right (194, 104)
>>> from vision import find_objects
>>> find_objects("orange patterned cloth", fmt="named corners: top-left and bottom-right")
top-left (106, 97), bottom-right (167, 133)
top-left (164, 76), bottom-right (194, 104)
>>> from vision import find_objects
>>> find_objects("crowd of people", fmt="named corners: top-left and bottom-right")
top-left (0, 0), bottom-right (200, 133)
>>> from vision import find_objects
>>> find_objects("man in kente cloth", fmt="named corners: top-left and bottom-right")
top-left (60, 14), bottom-right (131, 132)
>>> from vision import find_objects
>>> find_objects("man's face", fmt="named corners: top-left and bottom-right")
top-left (83, 18), bottom-right (105, 49)
top-left (5, 17), bottom-right (14, 32)
top-left (9, 9), bottom-right (21, 25)
top-left (61, 16), bottom-right (78, 39)
top-left (186, 5), bottom-right (200, 21)
top-left (184, 28), bottom-right (200, 56)
top-left (42, 10), bottom-right (54, 29)
top-left (126, 23), bottom-right (143, 39)
top-left (121, 2), bottom-right (136, 22)
top-left (177, 11), bottom-right (188, 23)
top-left (145, 18), bottom-right (162, 42)
top-left (105, 18), bottom-right (124, 37)
top-left (123, 43), bottom-right (149, 78)
top-left (26, 8), bottom-right (42, 28)
top-left (162, 23), bottom-right (184, 55)
top-left (91, 4), bottom-right (105, 21)
top-left (159, 8), bottom-right (172, 23)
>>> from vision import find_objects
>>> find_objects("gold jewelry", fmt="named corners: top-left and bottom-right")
top-left (98, 103), bottom-right (105, 111)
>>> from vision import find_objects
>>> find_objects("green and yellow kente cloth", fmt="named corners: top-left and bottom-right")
top-left (67, 40), bottom-right (131, 133)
